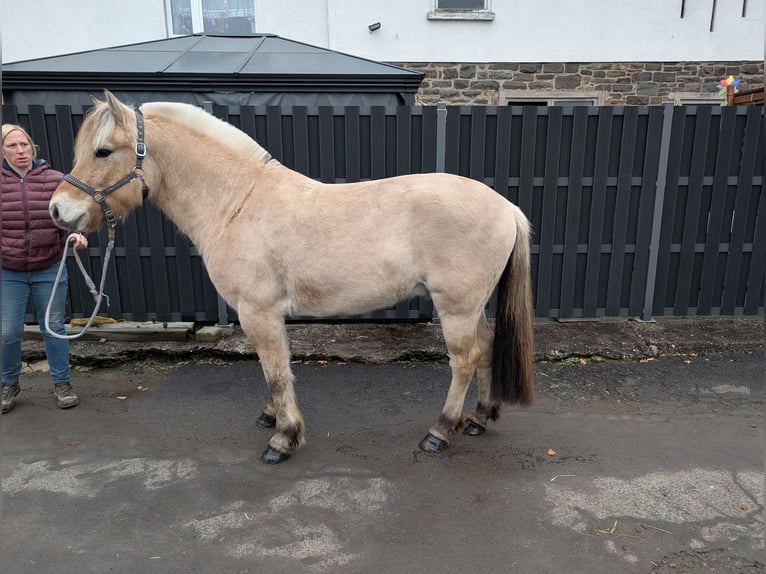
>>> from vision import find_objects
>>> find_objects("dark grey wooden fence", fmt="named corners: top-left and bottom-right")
top-left (3, 103), bottom-right (763, 322)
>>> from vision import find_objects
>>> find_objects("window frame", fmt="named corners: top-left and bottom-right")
top-left (499, 90), bottom-right (605, 107)
top-left (671, 92), bottom-right (725, 106)
top-left (427, 0), bottom-right (494, 21)
top-left (166, 0), bottom-right (256, 36)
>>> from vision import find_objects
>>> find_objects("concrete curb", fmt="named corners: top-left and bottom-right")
top-left (20, 316), bottom-right (764, 368)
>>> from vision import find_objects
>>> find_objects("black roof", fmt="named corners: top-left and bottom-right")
top-left (2, 33), bottom-right (423, 94)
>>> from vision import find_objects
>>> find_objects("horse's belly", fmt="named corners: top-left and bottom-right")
top-left (288, 280), bottom-right (428, 318)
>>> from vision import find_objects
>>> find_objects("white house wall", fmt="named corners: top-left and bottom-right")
top-left (2, 0), bottom-right (167, 63)
top-left (2, 0), bottom-right (763, 64)
top-left (256, 0), bottom-right (764, 62)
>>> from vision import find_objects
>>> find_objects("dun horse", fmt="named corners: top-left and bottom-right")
top-left (50, 91), bottom-right (534, 464)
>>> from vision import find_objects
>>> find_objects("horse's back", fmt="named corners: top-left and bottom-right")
top-left (216, 168), bottom-right (523, 317)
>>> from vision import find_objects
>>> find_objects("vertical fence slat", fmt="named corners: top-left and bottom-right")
top-left (120, 216), bottom-right (147, 320)
top-left (396, 106), bottom-right (412, 176)
top-left (518, 106), bottom-right (536, 217)
top-left (27, 106), bottom-right (50, 163)
top-left (239, 105), bottom-right (257, 140)
top-left (173, 232), bottom-right (197, 320)
top-left (54, 105), bottom-right (75, 171)
top-left (698, 107), bottom-right (736, 313)
top-left (744, 183), bottom-right (765, 313)
top-left (559, 106), bottom-right (588, 318)
top-left (370, 106), bottom-right (386, 180)
top-left (318, 106), bottom-right (335, 182)
top-left (583, 107), bottom-right (613, 316)
top-left (631, 107), bottom-right (663, 316)
top-left (420, 106), bottom-right (437, 174)
top-left (493, 106), bottom-right (512, 200)
top-left (266, 106), bottom-right (284, 163)
top-left (2, 104), bottom-right (20, 124)
top-left (674, 106), bottom-right (711, 314)
top-left (146, 206), bottom-right (172, 320)
top-left (721, 107), bottom-right (761, 313)
top-left (651, 106), bottom-right (686, 316)
top-left (535, 107), bottom-right (562, 317)
top-left (345, 107), bottom-right (361, 182)
top-left (443, 105), bottom-right (461, 175)
top-left (469, 106), bottom-right (487, 181)
top-left (606, 107), bottom-right (638, 315)
top-left (291, 107), bottom-right (310, 175)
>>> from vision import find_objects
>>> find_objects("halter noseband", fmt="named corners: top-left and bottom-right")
top-left (63, 105), bottom-right (149, 230)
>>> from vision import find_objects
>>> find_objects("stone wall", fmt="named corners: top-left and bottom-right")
top-left (392, 61), bottom-right (764, 105)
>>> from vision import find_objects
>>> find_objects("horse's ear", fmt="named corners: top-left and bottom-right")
top-left (103, 90), bottom-right (130, 127)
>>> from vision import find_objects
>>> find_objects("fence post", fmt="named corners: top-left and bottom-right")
top-left (435, 102), bottom-right (447, 173)
top-left (639, 103), bottom-right (674, 322)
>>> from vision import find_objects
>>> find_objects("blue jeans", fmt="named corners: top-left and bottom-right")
top-left (2, 265), bottom-right (70, 386)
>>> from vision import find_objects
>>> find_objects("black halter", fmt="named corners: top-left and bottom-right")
top-left (63, 105), bottom-right (149, 229)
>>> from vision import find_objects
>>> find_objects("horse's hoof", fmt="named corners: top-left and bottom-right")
top-left (256, 412), bottom-right (276, 428)
top-left (419, 433), bottom-right (448, 453)
top-left (463, 420), bottom-right (486, 436)
top-left (261, 447), bottom-right (290, 464)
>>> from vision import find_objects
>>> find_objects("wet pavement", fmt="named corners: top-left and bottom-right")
top-left (1, 317), bottom-right (764, 573)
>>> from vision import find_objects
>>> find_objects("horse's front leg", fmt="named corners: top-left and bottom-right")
top-left (240, 311), bottom-right (305, 464)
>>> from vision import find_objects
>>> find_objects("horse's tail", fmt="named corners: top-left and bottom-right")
top-left (491, 206), bottom-right (534, 406)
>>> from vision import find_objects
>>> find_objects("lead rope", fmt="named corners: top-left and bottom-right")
top-left (44, 227), bottom-right (116, 340)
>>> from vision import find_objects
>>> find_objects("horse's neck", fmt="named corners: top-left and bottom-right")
top-left (147, 134), bottom-right (303, 253)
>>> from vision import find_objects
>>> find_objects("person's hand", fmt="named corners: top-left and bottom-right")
top-left (68, 233), bottom-right (88, 250)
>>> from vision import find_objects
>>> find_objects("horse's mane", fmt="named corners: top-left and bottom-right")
top-left (143, 101), bottom-right (273, 165)
top-left (77, 99), bottom-right (273, 166)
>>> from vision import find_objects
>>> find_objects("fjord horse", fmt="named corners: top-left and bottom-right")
top-left (49, 92), bottom-right (534, 464)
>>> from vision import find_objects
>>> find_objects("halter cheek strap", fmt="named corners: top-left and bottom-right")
top-left (63, 105), bottom-right (149, 230)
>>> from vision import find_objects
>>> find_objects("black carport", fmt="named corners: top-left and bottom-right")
top-left (2, 33), bottom-right (423, 110)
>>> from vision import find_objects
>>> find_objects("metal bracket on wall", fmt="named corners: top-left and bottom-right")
top-left (680, 0), bottom-right (747, 28)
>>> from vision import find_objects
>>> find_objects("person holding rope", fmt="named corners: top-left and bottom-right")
top-left (1, 124), bottom-right (87, 414)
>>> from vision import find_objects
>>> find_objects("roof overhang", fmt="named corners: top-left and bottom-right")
top-left (2, 33), bottom-right (423, 94)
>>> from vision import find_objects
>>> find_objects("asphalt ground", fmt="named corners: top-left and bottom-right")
top-left (1, 316), bottom-right (764, 573)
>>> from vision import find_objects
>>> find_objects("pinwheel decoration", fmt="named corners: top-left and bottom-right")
top-left (717, 75), bottom-right (740, 95)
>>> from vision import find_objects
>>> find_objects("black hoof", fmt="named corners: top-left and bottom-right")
top-left (261, 447), bottom-right (290, 464)
top-left (463, 420), bottom-right (486, 436)
top-left (256, 412), bottom-right (276, 428)
top-left (419, 433), bottom-right (448, 453)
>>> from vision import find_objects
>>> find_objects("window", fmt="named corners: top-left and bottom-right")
top-left (168, 0), bottom-right (255, 36)
top-left (671, 92), bottom-right (725, 106)
top-left (428, 0), bottom-right (494, 20)
top-left (500, 90), bottom-right (605, 107)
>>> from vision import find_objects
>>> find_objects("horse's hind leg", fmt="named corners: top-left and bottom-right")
top-left (419, 312), bottom-right (481, 453)
top-left (240, 311), bottom-right (305, 464)
top-left (256, 398), bottom-right (276, 428)
top-left (464, 313), bottom-right (501, 436)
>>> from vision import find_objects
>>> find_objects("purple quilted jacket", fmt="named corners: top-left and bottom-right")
top-left (1, 159), bottom-right (68, 271)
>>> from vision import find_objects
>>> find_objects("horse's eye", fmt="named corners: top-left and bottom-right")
top-left (95, 148), bottom-right (112, 158)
